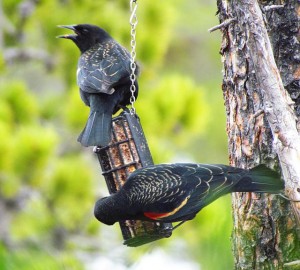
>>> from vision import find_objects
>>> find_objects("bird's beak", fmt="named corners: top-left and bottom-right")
top-left (56, 25), bottom-right (77, 39)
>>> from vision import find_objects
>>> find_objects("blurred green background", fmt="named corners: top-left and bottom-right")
top-left (0, 0), bottom-right (232, 269)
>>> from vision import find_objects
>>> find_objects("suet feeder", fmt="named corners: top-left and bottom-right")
top-left (94, 110), bottom-right (173, 247)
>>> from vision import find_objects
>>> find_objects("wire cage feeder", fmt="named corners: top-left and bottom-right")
top-left (94, 110), bottom-right (173, 247)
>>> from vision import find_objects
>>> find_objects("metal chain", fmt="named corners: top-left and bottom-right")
top-left (129, 0), bottom-right (138, 114)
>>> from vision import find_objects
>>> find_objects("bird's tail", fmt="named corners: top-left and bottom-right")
top-left (234, 165), bottom-right (284, 193)
top-left (77, 94), bottom-right (115, 147)
top-left (77, 111), bottom-right (112, 147)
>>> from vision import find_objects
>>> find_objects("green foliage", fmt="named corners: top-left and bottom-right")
top-left (0, 244), bottom-right (83, 270)
top-left (136, 74), bottom-right (210, 162)
top-left (0, 53), bottom-right (5, 72)
top-left (44, 156), bottom-right (94, 229)
top-left (0, 82), bottom-right (38, 125)
top-left (179, 196), bottom-right (234, 269)
top-left (11, 198), bottom-right (53, 240)
top-left (14, 126), bottom-right (57, 185)
top-left (0, 81), bottom-right (58, 196)
top-left (39, 93), bottom-right (65, 120)
top-left (138, 1), bottom-right (175, 70)
top-left (1, 0), bottom-right (230, 269)
top-left (0, 120), bottom-right (13, 171)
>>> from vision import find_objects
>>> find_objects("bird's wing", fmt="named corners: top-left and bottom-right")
top-left (168, 164), bottom-right (240, 221)
top-left (121, 164), bottom-right (206, 221)
top-left (123, 164), bottom-right (244, 222)
top-left (162, 164), bottom-right (248, 222)
top-left (77, 42), bottom-right (131, 94)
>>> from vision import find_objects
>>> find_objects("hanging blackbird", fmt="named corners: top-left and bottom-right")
top-left (94, 163), bottom-right (284, 225)
top-left (58, 24), bottom-right (138, 147)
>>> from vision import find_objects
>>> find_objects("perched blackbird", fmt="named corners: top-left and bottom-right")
top-left (58, 24), bottom-right (138, 147)
top-left (94, 163), bottom-right (284, 225)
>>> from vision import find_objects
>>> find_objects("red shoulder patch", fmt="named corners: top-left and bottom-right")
top-left (144, 212), bottom-right (170, 220)
top-left (143, 195), bottom-right (191, 220)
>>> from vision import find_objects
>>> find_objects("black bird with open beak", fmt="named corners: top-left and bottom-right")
top-left (58, 24), bottom-right (139, 147)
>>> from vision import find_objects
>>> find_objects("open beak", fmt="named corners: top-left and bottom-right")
top-left (56, 25), bottom-right (77, 39)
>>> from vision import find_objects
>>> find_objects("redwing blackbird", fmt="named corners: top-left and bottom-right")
top-left (58, 24), bottom-right (138, 147)
top-left (94, 163), bottom-right (284, 225)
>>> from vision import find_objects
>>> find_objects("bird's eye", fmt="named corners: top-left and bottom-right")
top-left (83, 29), bottom-right (89, 33)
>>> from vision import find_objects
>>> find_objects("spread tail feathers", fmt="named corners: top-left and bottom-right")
top-left (234, 165), bottom-right (284, 193)
top-left (77, 111), bottom-right (112, 147)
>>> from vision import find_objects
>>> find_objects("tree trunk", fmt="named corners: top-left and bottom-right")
top-left (217, 0), bottom-right (300, 268)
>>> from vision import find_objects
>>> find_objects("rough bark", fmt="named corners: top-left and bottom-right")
top-left (217, 0), bottom-right (300, 268)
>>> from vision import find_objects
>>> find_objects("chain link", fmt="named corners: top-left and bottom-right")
top-left (129, 0), bottom-right (138, 114)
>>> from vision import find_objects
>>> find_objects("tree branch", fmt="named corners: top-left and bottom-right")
top-left (263, 5), bottom-right (284, 12)
top-left (236, 0), bottom-right (300, 224)
top-left (208, 18), bottom-right (236, 33)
